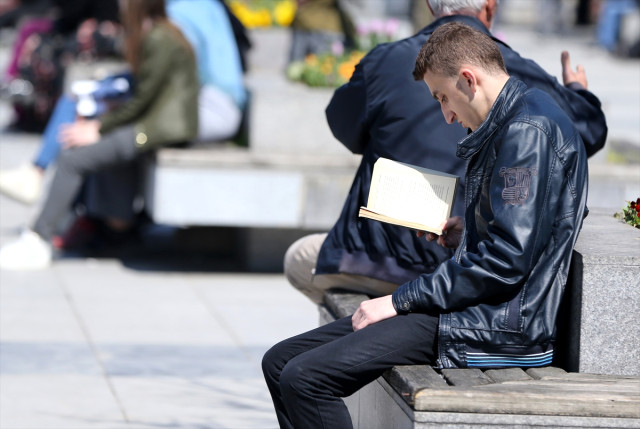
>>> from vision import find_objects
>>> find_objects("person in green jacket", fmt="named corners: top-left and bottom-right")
top-left (288, 0), bottom-right (355, 64)
top-left (0, 0), bottom-right (199, 270)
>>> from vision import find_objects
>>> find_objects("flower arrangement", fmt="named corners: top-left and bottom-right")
top-left (287, 44), bottom-right (365, 88)
top-left (228, 0), bottom-right (296, 28)
top-left (615, 197), bottom-right (640, 228)
top-left (287, 18), bottom-right (401, 88)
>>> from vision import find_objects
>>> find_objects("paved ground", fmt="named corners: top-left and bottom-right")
top-left (0, 11), bottom-right (639, 429)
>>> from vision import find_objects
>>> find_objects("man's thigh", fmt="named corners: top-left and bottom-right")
top-left (60, 125), bottom-right (137, 174)
top-left (289, 313), bottom-right (439, 397)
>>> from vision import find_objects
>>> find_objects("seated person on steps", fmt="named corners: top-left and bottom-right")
top-left (262, 22), bottom-right (590, 428)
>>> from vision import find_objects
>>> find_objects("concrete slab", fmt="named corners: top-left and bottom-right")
top-left (0, 375), bottom-right (126, 429)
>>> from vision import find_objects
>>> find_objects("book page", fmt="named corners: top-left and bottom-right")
top-left (366, 158), bottom-right (457, 229)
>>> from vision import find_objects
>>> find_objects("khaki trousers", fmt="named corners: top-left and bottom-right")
top-left (283, 233), bottom-right (400, 304)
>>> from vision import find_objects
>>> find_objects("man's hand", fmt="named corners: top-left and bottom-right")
top-left (59, 119), bottom-right (101, 148)
top-left (417, 216), bottom-right (463, 249)
top-left (561, 51), bottom-right (588, 89)
top-left (352, 295), bottom-right (398, 331)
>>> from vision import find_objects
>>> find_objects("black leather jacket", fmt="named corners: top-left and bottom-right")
top-left (392, 78), bottom-right (589, 369)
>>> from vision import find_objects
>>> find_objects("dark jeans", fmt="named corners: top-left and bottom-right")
top-left (262, 313), bottom-right (438, 429)
top-left (33, 125), bottom-right (137, 240)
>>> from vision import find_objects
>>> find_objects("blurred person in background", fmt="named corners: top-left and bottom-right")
top-left (597, 0), bottom-right (640, 56)
top-left (0, 0), bottom-right (198, 270)
top-left (167, 0), bottom-right (248, 143)
top-left (283, 0), bottom-right (608, 304)
top-left (0, 0), bottom-right (248, 209)
top-left (1, 0), bottom-right (122, 132)
top-left (288, 0), bottom-right (355, 64)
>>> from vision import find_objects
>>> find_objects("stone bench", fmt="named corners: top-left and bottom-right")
top-left (320, 291), bottom-right (640, 429)
top-left (318, 209), bottom-right (640, 428)
top-left (144, 146), bottom-right (358, 229)
top-left (142, 146), bottom-right (359, 270)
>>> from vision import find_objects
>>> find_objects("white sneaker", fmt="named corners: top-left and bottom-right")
top-left (0, 230), bottom-right (52, 270)
top-left (0, 164), bottom-right (43, 205)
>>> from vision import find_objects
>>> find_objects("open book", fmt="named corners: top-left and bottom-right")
top-left (358, 157), bottom-right (459, 235)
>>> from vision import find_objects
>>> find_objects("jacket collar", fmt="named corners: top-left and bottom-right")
top-left (418, 15), bottom-right (513, 52)
top-left (456, 77), bottom-right (527, 160)
top-left (420, 15), bottom-right (492, 39)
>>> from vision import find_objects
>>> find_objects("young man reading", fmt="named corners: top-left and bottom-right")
top-left (262, 22), bottom-right (589, 429)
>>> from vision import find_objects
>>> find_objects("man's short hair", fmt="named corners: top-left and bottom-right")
top-left (413, 22), bottom-right (507, 81)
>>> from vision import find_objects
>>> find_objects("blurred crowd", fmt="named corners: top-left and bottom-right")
top-left (0, 0), bottom-right (637, 269)
top-left (0, 0), bottom-right (251, 269)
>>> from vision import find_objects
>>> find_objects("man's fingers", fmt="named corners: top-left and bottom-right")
top-left (561, 50), bottom-right (570, 69)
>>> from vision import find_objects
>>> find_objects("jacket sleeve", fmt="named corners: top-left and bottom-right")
top-left (325, 60), bottom-right (369, 154)
top-left (504, 52), bottom-right (607, 158)
top-left (559, 82), bottom-right (608, 157)
top-left (392, 122), bottom-right (561, 314)
top-left (99, 30), bottom-right (176, 135)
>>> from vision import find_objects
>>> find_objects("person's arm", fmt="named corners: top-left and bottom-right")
top-left (99, 27), bottom-right (175, 135)
top-left (325, 60), bottom-right (370, 154)
top-left (392, 122), bottom-right (560, 315)
top-left (352, 295), bottom-right (397, 331)
top-left (503, 48), bottom-right (607, 158)
top-left (561, 50), bottom-right (587, 88)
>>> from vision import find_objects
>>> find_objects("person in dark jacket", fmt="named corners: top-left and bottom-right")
top-left (262, 21), bottom-right (589, 429)
top-left (284, 0), bottom-right (607, 304)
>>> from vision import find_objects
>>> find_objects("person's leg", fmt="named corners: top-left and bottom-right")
top-left (284, 233), bottom-right (400, 304)
top-left (83, 158), bottom-right (142, 225)
top-left (283, 233), bottom-right (327, 302)
top-left (0, 96), bottom-right (76, 205)
top-left (288, 29), bottom-right (313, 63)
top-left (263, 316), bottom-right (355, 429)
top-left (32, 125), bottom-right (136, 241)
top-left (34, 94), bottom-right (77, 170)
top-left (262, 313), bottom-right (439, 429)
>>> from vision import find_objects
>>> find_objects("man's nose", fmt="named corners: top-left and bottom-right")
top-left (441, 105), bottom-right (454, 124)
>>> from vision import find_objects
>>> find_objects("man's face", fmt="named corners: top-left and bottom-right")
top-left (423, 70), bottom-right (482, 131)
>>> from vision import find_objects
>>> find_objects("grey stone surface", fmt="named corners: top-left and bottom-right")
top-left (146, 149), bottom-right (359, 229)
top-left (572, 208), bottom-right (640, 376)
top-left (347, 376), bottom-right (640, 429)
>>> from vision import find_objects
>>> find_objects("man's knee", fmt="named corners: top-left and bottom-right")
top-left (279, 356), bottom-right (316, 399)
top-left (57, 147), bottom-right (91, 175)
top-left (283, 234), bottom-right (321, 293)
top-left (262, 339), bottom-right (292, 384)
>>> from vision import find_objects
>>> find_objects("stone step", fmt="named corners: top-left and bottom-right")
top-left (145, 146), bottom-right (360, 229)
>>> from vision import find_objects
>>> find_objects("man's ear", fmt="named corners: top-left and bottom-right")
top-left (485, 0), bottom-right (498, 26)
top-left (459, 69), bottom-right (477, 98)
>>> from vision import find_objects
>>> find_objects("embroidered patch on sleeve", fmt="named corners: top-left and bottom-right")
top-left (499, 167), bottom-right (538, 205)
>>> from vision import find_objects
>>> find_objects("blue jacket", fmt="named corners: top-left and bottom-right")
top-left (167, 0), bottom-right (247, 108)
top-left (318, 15), bottom-right (606, 285)
top-left (392, 78), bottom-right (589, 369)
